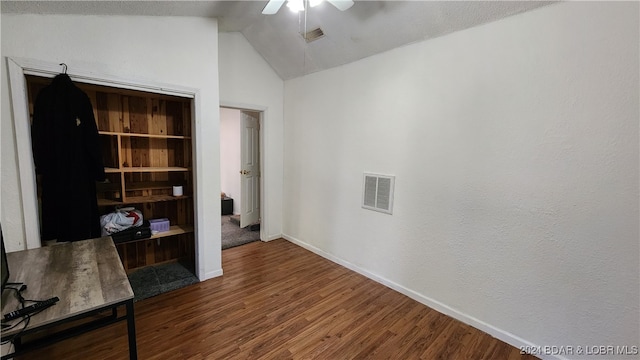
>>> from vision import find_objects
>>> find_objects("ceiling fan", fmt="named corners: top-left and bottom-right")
top-left (262, 0), bottom-right (355, 15)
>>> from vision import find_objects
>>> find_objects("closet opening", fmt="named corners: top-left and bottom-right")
top-left (25, 74), bottom-right (198, 300)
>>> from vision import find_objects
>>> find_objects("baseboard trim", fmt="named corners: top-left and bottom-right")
top-left (199, 268), bottom-right (223, 281)
top-left (264, 234), bottom-right (282, 241)
top-left (282, 233), bottom-right (562, 360)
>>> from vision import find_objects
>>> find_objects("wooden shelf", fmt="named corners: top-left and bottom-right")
top-left (111, 225), bottom-right (194, 246)
top-left (121, 167), bottom-right (190, 173)
top-left (127, 181), bottom-right (174, 191)
top-left (96, 181), bottom-right (121, 192)
top-left (151, 225), bottom-right (194, 239)
top-left (125, 195), bottom-right (190, 204)
top-left (98, 195), bottom-right (190, 207)
top-left (105, 167), bottom-right (189, 173)
top-left (99, 131), bottom-right (191, 140)
top-left (97, 198), bottom-right (123, 207)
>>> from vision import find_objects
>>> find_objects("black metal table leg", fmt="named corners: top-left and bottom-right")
top-left (126, 300), bottom-right (138, 360)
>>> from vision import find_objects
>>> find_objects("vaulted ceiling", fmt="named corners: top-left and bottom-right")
top-left (1, 1), bottom-right (554, 80)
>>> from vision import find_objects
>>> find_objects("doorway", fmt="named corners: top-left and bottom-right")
top-left (220, 107), bottom-right (262, 249)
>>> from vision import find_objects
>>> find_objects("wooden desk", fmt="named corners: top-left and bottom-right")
top-left (1, 237), bottom-right (137, 359)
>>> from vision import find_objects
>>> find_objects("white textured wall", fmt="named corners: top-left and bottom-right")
top-left (219, 32), bottom-right (284, 241)
top-left (283, 2), bottom-right (639, 358)
top-left (220, 107), bottom-right (242, 214)
top-left (1, 14), bottom-right (222, 280)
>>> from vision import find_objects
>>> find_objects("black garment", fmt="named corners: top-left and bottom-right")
top-left (31, 74), bottom-right (105, 242)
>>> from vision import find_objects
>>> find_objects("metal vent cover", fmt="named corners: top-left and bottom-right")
top-left (302, 27), bottom-right (325, 43)
top-left (362, 173), bottom-right (395, 214)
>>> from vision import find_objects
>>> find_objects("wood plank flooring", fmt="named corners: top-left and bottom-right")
top-left (22, 239), bottom-right (538, 359)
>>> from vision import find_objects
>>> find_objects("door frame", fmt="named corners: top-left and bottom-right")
top-left (219, 104), bottom-right (266, 242)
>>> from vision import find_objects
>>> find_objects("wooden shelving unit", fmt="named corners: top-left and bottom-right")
top-left (26, 75), bottom-right (196, 273)
top-left (97, 86), bottom-right (194, 272)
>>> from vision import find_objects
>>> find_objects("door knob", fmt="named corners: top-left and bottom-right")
top-left (240, 170), bottom-right (251, 175)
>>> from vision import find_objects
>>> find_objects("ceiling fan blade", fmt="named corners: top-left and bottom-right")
top-left (262, 0), bottom-right (286, 15)
top-left (327, 0), bottom-right (354, 11)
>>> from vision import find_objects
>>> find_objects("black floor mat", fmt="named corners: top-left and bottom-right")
top-left (128, 261), bottom-right (198, 302)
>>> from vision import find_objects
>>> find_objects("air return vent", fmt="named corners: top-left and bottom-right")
top-left (302, 27), bottom-right (325, 43)
top-left (362, 173), bottom-right (395, 214)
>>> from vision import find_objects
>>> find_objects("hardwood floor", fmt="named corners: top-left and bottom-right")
top-left (23, 239), bottom-right (538, 359)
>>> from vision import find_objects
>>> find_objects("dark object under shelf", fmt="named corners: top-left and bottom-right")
top-left (111, 221), bottom-right (152, 244)
top-left (221, 197), bottom-right (233, 215)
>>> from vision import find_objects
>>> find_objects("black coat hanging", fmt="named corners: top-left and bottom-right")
top-left (31, 70), bottom-right (105, 242)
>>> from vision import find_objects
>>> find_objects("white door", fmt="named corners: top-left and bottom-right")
top-left (240, 111), bottom-right (260, 228)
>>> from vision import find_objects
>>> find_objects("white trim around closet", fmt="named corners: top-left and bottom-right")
top-left (6, 57), bottom-right (204, 281)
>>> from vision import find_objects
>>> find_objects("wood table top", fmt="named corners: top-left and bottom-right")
top-left (1, 237), bottom-right (133, 337)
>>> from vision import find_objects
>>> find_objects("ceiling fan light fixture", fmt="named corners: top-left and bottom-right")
top-left (286, 0), bottom-right (304, 12)
top-left (262, 0), bottom-right (354, 15)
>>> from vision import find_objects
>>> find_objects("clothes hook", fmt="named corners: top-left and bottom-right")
top-left (60, 63), bottom-right (67, 74)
